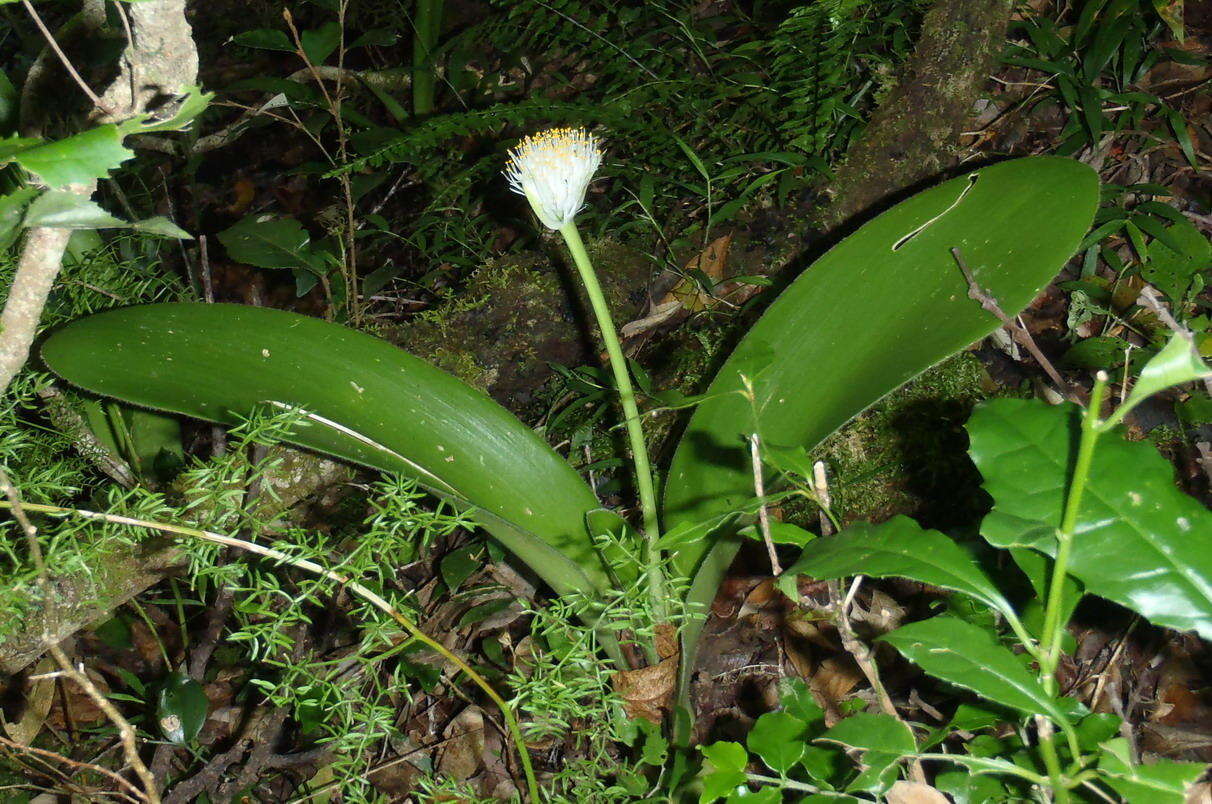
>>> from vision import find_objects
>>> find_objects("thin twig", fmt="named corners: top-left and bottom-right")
top-left (0, 470), bottom-right (159, 804)
top-left (20, 0), bottom-right (113, 115)
top-left (749, 433), bottom-right (781, 575)
top-left (0, 499), bottom-right (541, 802)
top-left (0, 737), bottom-right (144, 803)
top-left (813, 460), bottom-right (834, 537)
top-left (1137, 286), bottom-right (1212, 397)
top-left (952, 247), bottom-right (1077, 402)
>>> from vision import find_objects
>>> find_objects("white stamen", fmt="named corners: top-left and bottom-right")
top-left (503, 127), bottom-right (602, 230)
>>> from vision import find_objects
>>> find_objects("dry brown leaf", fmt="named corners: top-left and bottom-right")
top-left (225, 177), bottom-right (256, 215)
top-left (886, 781), bottom-right (950, 804)
top-left (669, 234), bottom-right (733, 313)
top-left (613, 657), bottom-right (678, 724)
top-left (613, 626), bottom-right (680, 725)
top-left (1185, 781), bottom-right (1212, 804)
top-left (437, 705), bottom-right (486, 782)
top-left (4, 658), bottom-right (56, 745)
top-left (811, 655), bottom-right (863, 716)
top-left (619, 234), bottom-right (733, 338)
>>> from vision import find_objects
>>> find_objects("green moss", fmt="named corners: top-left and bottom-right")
top-left (809, 351), bottom-right (993, 528)
top-left (393, 239), bottom-right (651, 414)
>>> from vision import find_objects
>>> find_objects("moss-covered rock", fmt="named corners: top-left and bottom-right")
top-left (392, 239), bottom-right (652, 414)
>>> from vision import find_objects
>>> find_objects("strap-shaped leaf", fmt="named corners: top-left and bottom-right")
top-left (777, 516), bottom-right (1018, 622)
top-left (662, 157), bottom-right (1099, 738)
top-left (880, 616), bottom-right (1070, 725)
top-left (968, 397), bottom-right (1212, 639)
top-left (40, 303), bottom-right (610, 600)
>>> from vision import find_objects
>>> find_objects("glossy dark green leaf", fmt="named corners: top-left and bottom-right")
top-left (699, 741), bottom-right (749, 803)
top-left (777, 516), bottom-right (1017, 623)
top-left (880, 616), bottom-right (1069, 724)
top-left (217, 215), bottom-right (319, 271)
top-left (1097, 738), bottom-right (1203, 803)
top-left (40, 304), bottom-right (611, 605)
top-left (817, 712), bottom-right (915, 757)
top-left (231, 28), bottom-right (295, 51)
top-left (13, 125), bottom-right (132, 188)
top-left (968, 398), bottom-right (1212, 639)
top-left (662, 158), bottom-right (1098, 724)
top-left (1140, 218), bottom-right (1211, 303)
top-left (157, 673), bottom-right (207, 745)
top-left (747, 711), bottom-right (806, 774)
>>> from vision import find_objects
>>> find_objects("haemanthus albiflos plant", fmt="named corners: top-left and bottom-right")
top-left (505, 128), bottom-right (667, 621)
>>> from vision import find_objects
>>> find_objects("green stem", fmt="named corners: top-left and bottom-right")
top-left (3, 501), bottom-right (542, 802)
top-left (1039, 373), bottom-right (1107, 694)
top-left (1036, 726), bottom-right (1072, 804)
top-left (559, 222), bottom-right (666, 621)
top-left (411, 0), bottom-right (443, 114)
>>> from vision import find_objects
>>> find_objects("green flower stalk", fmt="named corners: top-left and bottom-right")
top-left (505, 128), bottom-right (666, 617)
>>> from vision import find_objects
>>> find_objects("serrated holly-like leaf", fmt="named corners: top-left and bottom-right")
top-left (818, 712), bottom-right (916, 756)
top-left (1097, 738), bottom-right (1203, 803)
top-left (14, 125), bottom-right (133, 188)
top-left (699, 741), bottom-right (749, 804)
top-left (778, 516), bottom-right (1017, 622)
top-left (747, 711), bottom-right (806, 774)
top-left (968, 398), bottom-right (1212, 639)
top-left (118, 85), bottom-right (214, 135)
top-left (880, 616), bottom-right (1070, 725)
top-left (1114, 332), bottom-right (1212, 422)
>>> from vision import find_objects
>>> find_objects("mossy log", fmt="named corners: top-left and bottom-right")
top-left (0, 0), bottom-right (1015, 671)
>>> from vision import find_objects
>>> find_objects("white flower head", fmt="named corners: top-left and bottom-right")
top-left (504, 127), bottom-right (602, 230)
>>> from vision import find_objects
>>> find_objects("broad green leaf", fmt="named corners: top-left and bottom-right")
top-left (818, 714), bottom-right (914, 794)
top-left (302, 22), bottom-right (341, 65)
top-left (663, 158), bottom-right (1099, 735)
top-left (777, 516), bottom-right (1017, 623)
top-left (1098, 738), bottom-right (1203, 803)
top-left (440, 544), bottom-right (481, 591)
top-left (40, 304), bottom-right (613, 615)
top-left (1111, 332), bottom-right (1211, 425)
top-left (217, 215), bottom-right (320, 271)
top-left (231, 28), bottom-right (295, 51)
top-left (118, 85), bottom-right (214, 135)
top-left (14, 125), bottom-right (133, 188)
top-left (880, 616), bottom-right (1070, 724)
top-left (747, 711), bottom-right (806, 774)
top-left (699, 741), bottom-right (749, 804)
top-left (0, 135), bottom-right (39, 161)
top-left (1140, 218), bottom-right (1210, 303)
top-left (968, 398), bottom-right (1212, 638)
top-left (817, 713), bottom-right (915, 757)
top-left (0, 186), bottom-right (38, 248)
top-left (21, 191), bottom-right (190, 238)
top-left (157, 673), bottom-right (207, 744)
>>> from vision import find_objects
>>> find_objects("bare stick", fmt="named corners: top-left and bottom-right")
top-left (0, 223), bottom-right (76, 394)
top-left (749, 433), bottom-right (781, 575)
top-left (829, 576), bottom-right (927, 783)
top-left (951, 247), bottom-right (1076, 402)
top-left (20, 0), bottom-right (112, 115)
top-left (813, 460), bottom-right (834, 537)
top-left (0, 469), bottom-right (159, 803)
